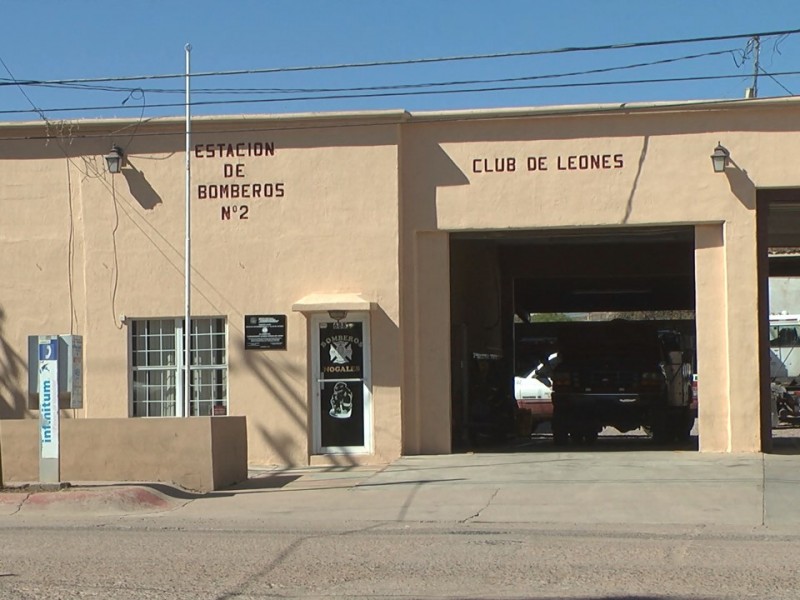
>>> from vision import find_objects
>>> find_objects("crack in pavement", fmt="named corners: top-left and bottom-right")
top-left (463, 488), bottom-right (499, 523)
top-left (9, 493), bottom-right (31, 516)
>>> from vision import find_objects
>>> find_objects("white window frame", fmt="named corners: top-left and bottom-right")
top-left (129, 317), bottom-right (228, 418)
top-left (310, 312), bottom-right (373, 454)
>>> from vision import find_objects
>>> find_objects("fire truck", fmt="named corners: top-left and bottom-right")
top-left (547, 319), bottom-right (695, 444)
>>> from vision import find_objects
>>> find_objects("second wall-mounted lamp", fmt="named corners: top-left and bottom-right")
top-left (104, 145), bottom-right (125, 174)
top-left (710, 142), bottom-right (730, 173)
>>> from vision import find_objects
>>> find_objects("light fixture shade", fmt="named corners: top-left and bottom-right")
top-left (104, 146), bottom-right (124, 174)
top-left (710, 143), bottom-right (729, 173)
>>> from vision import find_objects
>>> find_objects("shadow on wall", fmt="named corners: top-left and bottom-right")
top-left (404, 143), bottom-right (471, 231)
top-left (241, 307), bottom-right (401, 468)
top-left (725, 161), bottom-right (757, 210)
top-left (368, 305), bottom-right (401, 389)
top-left (240, 346), bottom-right (322, 467)
top-left (0, 307), bottom-right (27, 418)
top-left (620, 135), bottom-right (649, 224)
top-left (121, 163), bottom-right (163, 211)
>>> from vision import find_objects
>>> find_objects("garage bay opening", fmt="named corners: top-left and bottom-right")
top-left (449, 226), bottom-right (697, 452)
top-left (761, 190), bottom-right (800, 451)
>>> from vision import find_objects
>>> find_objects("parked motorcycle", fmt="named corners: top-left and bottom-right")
top-left (772, 382), bottom-right (800, 425)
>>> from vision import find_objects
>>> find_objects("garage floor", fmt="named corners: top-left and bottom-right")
top-left (771, 424), bottom-right (800, 453)
top-left (474, 422), bottom-right (800, 454)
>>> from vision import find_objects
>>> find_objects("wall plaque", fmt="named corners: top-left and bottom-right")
top-left (244, 315), bottom-right (287, 350)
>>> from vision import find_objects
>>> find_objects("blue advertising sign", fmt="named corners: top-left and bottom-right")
top-left (37, 338), bottom-right (59, 462)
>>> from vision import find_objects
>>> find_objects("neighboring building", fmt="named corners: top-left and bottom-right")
top-left (768, 249), bottom-right (800, 315)
top-left (2, 98), bottom-right (799, 467)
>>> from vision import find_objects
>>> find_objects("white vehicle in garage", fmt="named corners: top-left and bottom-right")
top-left (514, 354), bottom-right (557, 425)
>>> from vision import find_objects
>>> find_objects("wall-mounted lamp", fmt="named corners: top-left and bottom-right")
top-left (710, 142), bottom-right (730, 173)
top-left (104, 145), bottom-right (124, 174)
top-left (328, 310), bottom-right (348, 321)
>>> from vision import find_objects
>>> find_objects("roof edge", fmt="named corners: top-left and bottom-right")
top-left (0, 109), bottom-right (412, 132)
top-left (3, 95), bottom-right (800, 132)
top-left (405, 96), bottom-right (800, 122)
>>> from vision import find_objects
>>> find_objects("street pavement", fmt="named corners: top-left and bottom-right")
top-left (4, 432), bottom-right (800, 599)
top-left (4, 429), bottom-right (800, 529)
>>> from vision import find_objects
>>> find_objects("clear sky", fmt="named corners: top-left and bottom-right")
top-left (1, 0), bottom-right (799, 121)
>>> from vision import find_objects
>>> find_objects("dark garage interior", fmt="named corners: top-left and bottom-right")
top-left (761, 190), bottom-right (800, 451)
top-left (450, 226), bottom-right (697, 452)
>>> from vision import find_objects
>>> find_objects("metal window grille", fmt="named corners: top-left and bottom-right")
top-left (131, 317), bottom-right (228, 417)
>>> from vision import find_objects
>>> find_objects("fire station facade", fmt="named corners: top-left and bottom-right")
top-left (2, 97), bottom-right (797, 467)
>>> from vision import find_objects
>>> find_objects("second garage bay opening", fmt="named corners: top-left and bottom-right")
top-left (762, 190), bottom-right (800, 449)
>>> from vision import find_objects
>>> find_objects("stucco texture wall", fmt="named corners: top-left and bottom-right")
top-left (0, 416), bottom-right (247, 492)
top-left (5, 100), bottom-right (800, 463)
top-left (400, 100), bottom-right (800, 454)
top-left (0, 113), bottom-right (404, 467)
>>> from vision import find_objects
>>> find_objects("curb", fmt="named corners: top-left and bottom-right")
top-left (0, 485), bottom-right (187, 515)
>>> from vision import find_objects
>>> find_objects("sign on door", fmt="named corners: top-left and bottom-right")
top-left (315, 318), bottom-right (370, 451)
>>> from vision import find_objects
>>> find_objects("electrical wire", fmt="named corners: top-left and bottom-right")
top-left (7, 48), bottom-right (739, 97)
top-left (759, 67), bottom-right (796, 96)
top-left (112, 88), bottom-right (149, 151)
top-left (0, 26), bottom-right (797, 88)
top-left (0, 31), bottom-right (790, 120)
top-left (66, 155), bottom-right (77, 334)
top-left (2, 69), bottom-right (799, 117)
top-left (0, 51), bottom-right (148, 337)
top-left (0, 55), bottom-right (52, 122)
top-left (0, 55), bottom-right (78, 331)
top-left (110, 176), bottom-right (123, 331)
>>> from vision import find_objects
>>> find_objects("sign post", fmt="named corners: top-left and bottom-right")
top-left (37, 335), bottom-right (60, 483)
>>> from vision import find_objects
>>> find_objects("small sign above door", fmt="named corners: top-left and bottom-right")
top-left (244, 314), bottom-right (287, 350)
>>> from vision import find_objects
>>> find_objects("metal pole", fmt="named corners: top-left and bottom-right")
top-left (184, 43), bottom-right (192, 418)
top-left (751, 35), bottom-right (760, 98)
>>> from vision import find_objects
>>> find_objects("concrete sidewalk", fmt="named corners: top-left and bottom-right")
top-left (9, 450), bottom-right (800, 529)
top-left (218, 451), bottom-right (800, 528)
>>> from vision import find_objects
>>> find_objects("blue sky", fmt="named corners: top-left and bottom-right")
top-left (1, 0), bottom-right (799, 121)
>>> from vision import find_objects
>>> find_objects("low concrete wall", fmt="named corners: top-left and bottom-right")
top-left (0, 416), bottom-right (247, 492)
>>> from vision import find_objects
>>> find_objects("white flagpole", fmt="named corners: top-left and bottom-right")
top-left (184, 43), bottom-right (192, 418)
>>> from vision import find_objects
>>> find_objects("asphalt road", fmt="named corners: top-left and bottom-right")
top-left (0, 519), bottom-right (798, 599)
top-left (4, 430), bottom-right (800, 599)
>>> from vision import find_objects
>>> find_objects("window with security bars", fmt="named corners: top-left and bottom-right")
top-left (130, 317), bottom-right (228, 417)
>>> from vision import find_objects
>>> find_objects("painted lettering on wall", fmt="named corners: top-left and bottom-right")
top-left (194, 141), bottom-right (285, 221)
top-left (194, 142), bottom-right (276, 158)
top-left (471, 153), bottom-right (624, 174)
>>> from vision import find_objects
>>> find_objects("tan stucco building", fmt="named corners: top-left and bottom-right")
top-left (2, 97), bottom-right (799, 468)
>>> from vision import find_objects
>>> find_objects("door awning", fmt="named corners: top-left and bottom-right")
top-left (291, 293), bottom-right (374, 313)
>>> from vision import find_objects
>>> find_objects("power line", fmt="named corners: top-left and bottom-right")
top-left (1, 69), bottom-right (798, 117)
top-left (0, 55), bottom-right (51, 122)
top-left (8, 48), bottom-right (738, 97)
top-left (759, 67), bottom-right (796, 96)
top-left (0, 26), bottom-right (797, 88)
